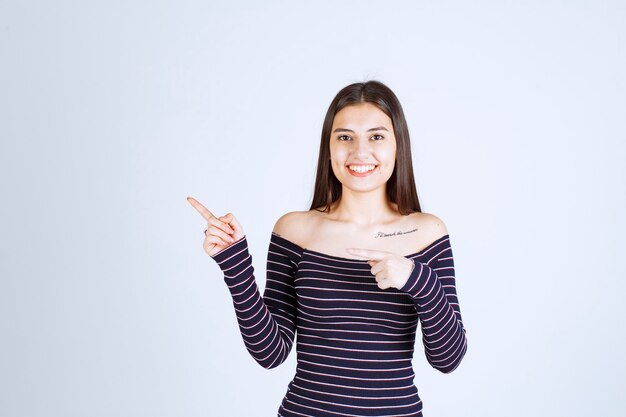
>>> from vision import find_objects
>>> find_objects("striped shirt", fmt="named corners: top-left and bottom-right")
top-left (211, 232), bottom-right (468, 417)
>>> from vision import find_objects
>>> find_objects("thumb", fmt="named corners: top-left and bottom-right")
top-left (219, 213), bottom-right (244, 236)
top-left (220, 213), bottom-right (234, 224)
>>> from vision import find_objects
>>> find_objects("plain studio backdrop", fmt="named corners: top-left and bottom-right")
top-left (1, 1), bottom-right (624, 416)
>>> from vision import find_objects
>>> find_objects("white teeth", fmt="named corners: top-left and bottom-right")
top-left (348, 164), bottom-right (376, 173)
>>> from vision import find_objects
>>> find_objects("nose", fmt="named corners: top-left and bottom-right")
top-left (353, 137), bottom-right (372, 157)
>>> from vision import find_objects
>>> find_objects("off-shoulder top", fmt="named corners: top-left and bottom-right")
top-left (211, 232), bottom-right (468, 417)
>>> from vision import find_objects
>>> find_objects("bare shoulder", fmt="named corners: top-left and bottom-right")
top-left (271, 210), bottom-right (316, 247)
top-left (407, 211), bottom-right (449, 242)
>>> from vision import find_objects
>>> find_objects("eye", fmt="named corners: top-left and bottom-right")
top-left (338, 135), bottom-right (351, 141)
top-left (371, 134), bottom-right (384, 141)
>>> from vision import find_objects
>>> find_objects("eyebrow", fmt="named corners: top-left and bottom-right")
top-left (332, 126), bottom-right (389, 133)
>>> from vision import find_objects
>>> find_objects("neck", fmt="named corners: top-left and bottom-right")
top-left (330, 187), bottom-right (398, 227)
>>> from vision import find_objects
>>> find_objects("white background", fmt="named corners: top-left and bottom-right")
top-left (1, 1), bottom-right (624, 416)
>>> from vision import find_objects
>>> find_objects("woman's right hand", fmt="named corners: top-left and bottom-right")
top-left (187, 196), bottom-right (245, 257)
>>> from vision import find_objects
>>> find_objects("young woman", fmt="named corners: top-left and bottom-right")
top-left (187, 80), bottom-right (468, 416)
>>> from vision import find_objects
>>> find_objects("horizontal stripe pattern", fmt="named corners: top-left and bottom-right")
top-left (211, 232), bottom-right (467, 416)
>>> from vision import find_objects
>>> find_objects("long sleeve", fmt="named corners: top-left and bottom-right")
top-left (400, 235), bottom-right (468, 373)
top-left (210, 234), bottom-right (299, 369)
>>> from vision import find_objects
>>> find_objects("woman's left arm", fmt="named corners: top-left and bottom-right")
top-left (399, 236), bottom-right (468, 373)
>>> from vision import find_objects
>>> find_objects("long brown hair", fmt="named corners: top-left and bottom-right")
top-left (309, 80), bottom-right (422, 215)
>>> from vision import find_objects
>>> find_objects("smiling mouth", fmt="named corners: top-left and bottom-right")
top-left (346, 164), bottom-right (378, 177)
top-left (347, 164), bottom-right (377, 173)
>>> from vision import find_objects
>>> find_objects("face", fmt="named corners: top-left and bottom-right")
top-left (329, 102), bottom-right (397, 193)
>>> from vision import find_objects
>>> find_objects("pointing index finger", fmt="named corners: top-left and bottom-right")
top-left (345, 248), bottom-right (389, 260)
top-left (186, 196), bottom-right (215, 222)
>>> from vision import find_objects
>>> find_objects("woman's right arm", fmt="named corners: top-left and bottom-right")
top-left (211, 234), bottom-right (298, 369)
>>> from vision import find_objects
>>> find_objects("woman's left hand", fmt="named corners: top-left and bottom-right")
top-left (345, 248), bottom-right (415, 290)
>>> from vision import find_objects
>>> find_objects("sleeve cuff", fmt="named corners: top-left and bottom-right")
top-left (210, 235), bottom-right (250, 275)
top-left (399, 259), bottom-right (433, 299)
